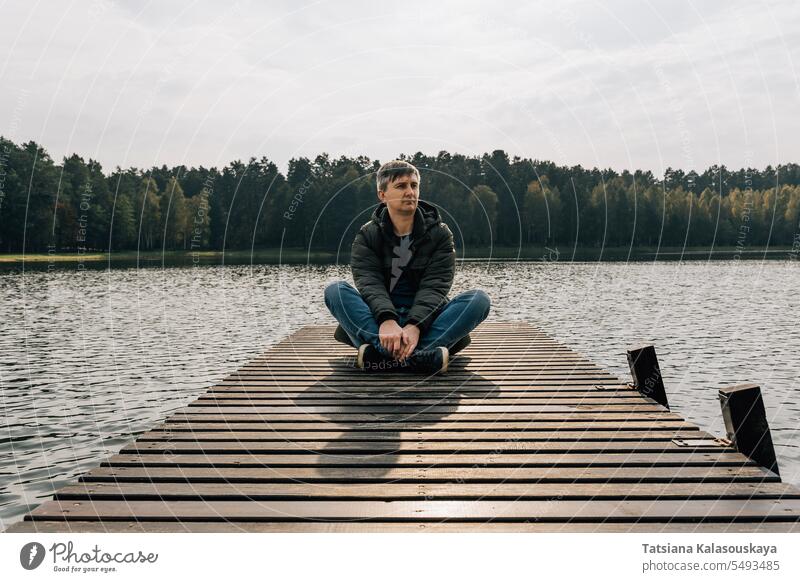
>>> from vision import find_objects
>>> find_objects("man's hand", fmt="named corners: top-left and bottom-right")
top-left (379, 319), bottom-right (404, 358)
top-left (398, 323), bottom-right (420, 361)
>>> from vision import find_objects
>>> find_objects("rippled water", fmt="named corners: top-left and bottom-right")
top-left (1, 260), bottom-right (799, 528)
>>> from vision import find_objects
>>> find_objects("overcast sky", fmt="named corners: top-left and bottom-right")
top-left (1, 0), bottom-right (798, 173)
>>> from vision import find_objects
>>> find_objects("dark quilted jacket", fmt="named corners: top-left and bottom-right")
top-left (349, 199), bottom-right (455, 334)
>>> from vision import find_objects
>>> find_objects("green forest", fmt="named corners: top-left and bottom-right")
top-left (1, 136), bottom-right (799, 254)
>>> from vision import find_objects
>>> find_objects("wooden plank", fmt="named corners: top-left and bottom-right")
top-left (246, 352), bottom-right (594, 357)
top-left (168, 413), bottom-right (684, 423)
top-left (233, 369), bottom-right (609, 374)
top-left (205, 382), bottom-right (641, 398)
top-left (280, 337), bottom-right (563, 341)
top-left (195, 401), bottom-right (667, 409)
top-left (9, 521), bottom-right (799, 533)
top-left (237, 370), bottom-right (614, 377)
top-left (277, 348), bottom-right (577, 353)
top-left (242, 355), bottom-right (597, 361)
top-left (213, 380), bottom-right (629, 387)
top-left (263, 349), bottom-right (579, 354)
top-left (25, 498), bottom-right (800, 522)
top-left (158, 421), bottom-right (700, 430)
top-left (186, 400), bottom-right (664, 408)
top-left (273, 344), bottom-right (574, 348)
top-left (247, 357), bottom-right (598, 363)
top-left (246, 362), bottom-right (596, 368)
top-left (180, 405), bottom-right (669, 413)
top-left (245, 353), bottom-right (593, 358)
top-left (127, 439), bottom-right (723, 453)
top-left (77, 465), bottom-right (778, 482)
top-left (51, 481), bottom-right (800, 501)
top-left (201, 392), bottom-right (643, 399)
top-left (103, 451), bottom-right (750, 468)
top-left (140, 429), bottom-right (712, 441)
top-left (273, 350), bottom-right (581, 354)
top-left (186, 398), bottom-right (663, 407)
top-left (224, 376), bottom-right (623, 382)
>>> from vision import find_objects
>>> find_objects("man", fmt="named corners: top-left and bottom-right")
top-left (324, 160), bottom-right (491, 374)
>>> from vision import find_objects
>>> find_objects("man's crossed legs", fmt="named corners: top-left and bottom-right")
top-left (324, 280), bottom-right (490, 370)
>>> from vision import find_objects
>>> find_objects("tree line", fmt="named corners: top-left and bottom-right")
top-left (1, 136), bottom-right (800, 253)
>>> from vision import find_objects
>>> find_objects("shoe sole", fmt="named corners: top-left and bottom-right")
top-left (356, 344), bottom-right (368, 369)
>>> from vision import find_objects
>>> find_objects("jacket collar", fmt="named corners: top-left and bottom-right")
top-left (372, 199), bottom-right (439, 242)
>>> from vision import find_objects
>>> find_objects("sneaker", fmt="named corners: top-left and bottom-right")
top-left (408, 346), bottom-right (449, 375)
top-left (449, 334), bottom-right (471, 356)
top-left (356, 344), bottom-right (405, 372)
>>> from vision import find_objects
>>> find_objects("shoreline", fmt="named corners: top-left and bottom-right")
top-left (1, 246), bottom-right (797, 269)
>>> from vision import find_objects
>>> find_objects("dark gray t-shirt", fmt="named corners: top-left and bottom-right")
top-left (389, 233), bottom-right (416, 309)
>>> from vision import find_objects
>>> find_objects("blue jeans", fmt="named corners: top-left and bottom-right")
top-left (324, 280), bottom-right (490, 357)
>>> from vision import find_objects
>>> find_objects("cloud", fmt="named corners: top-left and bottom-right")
top-left (0, 0), bottom-right (797, 173)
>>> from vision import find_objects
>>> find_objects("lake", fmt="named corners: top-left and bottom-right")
top-left (1, 260), bottom-right (799, 528)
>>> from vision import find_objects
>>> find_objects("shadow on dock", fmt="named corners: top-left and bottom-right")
top-left (293, 354), bottom-right (499, 478)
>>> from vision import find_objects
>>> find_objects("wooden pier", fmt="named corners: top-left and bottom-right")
top-left (8, 321), bottom-right (800, 532)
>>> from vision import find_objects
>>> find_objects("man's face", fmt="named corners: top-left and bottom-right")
top-left (378, 173), bottom-right (419, 216)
